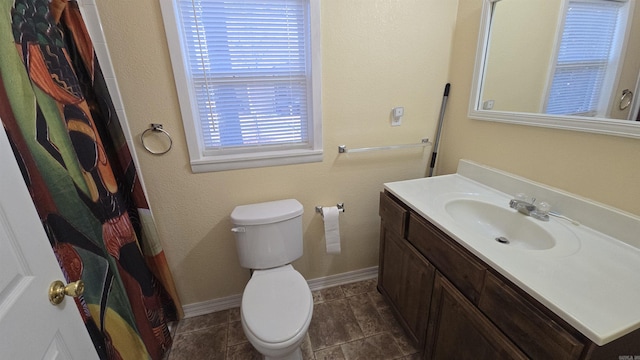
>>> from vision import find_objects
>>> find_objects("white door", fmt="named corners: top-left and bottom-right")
top-left (0, 124), bottom-right (98, 359)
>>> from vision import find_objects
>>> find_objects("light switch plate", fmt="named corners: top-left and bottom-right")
top-left (392, 107), bottom-right (404, 126)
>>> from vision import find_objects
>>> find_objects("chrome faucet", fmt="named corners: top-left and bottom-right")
top-left (509, 194), bottom-right (549, 221)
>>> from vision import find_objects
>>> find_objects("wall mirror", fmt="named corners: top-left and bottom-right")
top-left (469, 0), bottom-right (640, 139)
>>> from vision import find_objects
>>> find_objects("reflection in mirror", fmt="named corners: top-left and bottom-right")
top-left (469, 0), bottom-right (640, 139)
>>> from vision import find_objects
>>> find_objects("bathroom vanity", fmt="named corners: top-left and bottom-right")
top-left (377, 161), bottom-right (640, 359)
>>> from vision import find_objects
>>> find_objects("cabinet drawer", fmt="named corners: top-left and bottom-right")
top-left (407, 213), bottom-right (486, 303)
top-left (479, 273), bottom-right (584, 359)
top-left (379, 192), bottom-right (408, 238)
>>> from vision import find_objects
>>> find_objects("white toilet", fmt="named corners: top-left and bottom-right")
top-left (230, 199), bottom-right (313, 360)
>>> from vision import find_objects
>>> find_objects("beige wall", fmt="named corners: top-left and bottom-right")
top-left (95, 1), bottom-right (459, 305)
top-left (438, 0), bottom-right (640, 218)
top-left (482, 0), bottom-right (561, 113)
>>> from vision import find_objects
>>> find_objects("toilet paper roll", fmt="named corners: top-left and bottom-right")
top-left (322, 206), bottom-right (341, 254)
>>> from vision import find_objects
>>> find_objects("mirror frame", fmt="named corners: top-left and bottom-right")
top-left (469, 0), bottom-right (640, 139)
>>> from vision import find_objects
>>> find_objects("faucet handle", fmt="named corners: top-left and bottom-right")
top-left (514, 193), bottom-right (536, 204)
top-left (515, 193), bottom-right (528, 202)
top-left (530, 201), bottom-right (551, 221)
top-left (537, 201), bottom-right (551, 214)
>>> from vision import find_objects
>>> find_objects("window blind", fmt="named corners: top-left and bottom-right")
top-left (177, 0), bottom-right (310, 152)
top-left (546, 0), bottom-right (624, 116)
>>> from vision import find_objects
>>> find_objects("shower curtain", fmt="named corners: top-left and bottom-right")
top-left (0, 0), bottom-right (180, 359)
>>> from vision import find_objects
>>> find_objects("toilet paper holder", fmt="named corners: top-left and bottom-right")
top-left (315, 203), bottom-right (345, 216)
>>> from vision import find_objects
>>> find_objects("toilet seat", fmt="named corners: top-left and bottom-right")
top-left (241, 265), bottom-right (312, 344)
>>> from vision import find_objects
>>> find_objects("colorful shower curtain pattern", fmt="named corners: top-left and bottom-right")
top-left (0, 0), bottom-right (180, 359)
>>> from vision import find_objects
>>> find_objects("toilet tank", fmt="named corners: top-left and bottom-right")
top-left (231, 199), bottom-right (304, 270)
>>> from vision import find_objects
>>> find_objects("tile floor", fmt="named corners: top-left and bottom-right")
top-left (167, 278), bottom-right (421, 360)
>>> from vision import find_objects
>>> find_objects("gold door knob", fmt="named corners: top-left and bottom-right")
top-left (48, 280), bottom-right (84, 305)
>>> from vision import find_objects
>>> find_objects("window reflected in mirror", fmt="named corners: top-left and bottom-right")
top-left (479, 0), bottom-right (639, 121)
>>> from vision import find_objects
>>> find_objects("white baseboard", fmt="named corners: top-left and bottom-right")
top-left (181, 266), bottom-right (379, 319)
top-left (306, 266), bottom-right (378, 292)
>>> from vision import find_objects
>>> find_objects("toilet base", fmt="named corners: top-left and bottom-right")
top-left (264, 347), bottom-right (302, 360)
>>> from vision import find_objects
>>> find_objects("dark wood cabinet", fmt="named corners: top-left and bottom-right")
top-left (378, 193), bottom-right (435, 347)
top-left (425, 274), bottom-right (527, 360)
top-left (478, 273), bottom-right (585, 359)
top-left (380, 231), bottom-right (435, 346)
top-left (377, 190), bottom-right (640, 360)
top-left (408, 213), bottom-right (486, 304)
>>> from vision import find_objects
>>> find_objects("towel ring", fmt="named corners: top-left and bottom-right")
top-left (141, 123), bottom-right (173, 155)
top-left (620, 89), bottom-right (633, 111)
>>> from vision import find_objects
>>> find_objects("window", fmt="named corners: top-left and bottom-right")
top-left (160, 0), bottom-right (322, 172)
top-left (545, 0), bottom-right (630, 117)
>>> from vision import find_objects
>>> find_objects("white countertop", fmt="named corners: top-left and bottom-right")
top-left (384, 168), bottom-right (640, 346)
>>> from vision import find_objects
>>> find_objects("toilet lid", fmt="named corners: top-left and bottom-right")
top-left (242, 267), bottom-right (312, 344)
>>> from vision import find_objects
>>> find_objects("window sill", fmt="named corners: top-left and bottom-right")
top-left (190, 149), bottom-right (323, 173)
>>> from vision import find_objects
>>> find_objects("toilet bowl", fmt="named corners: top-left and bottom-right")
top-left (240, 265), bottom-right (313, 360)
top-left (230, 199), bottom-right (313, 360)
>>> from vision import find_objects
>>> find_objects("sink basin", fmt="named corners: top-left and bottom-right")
top-left (445, 199), bottom-right (556, 251)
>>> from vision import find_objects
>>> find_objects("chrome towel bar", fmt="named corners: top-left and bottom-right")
top-left (338, 138), bottom-right (431, 154)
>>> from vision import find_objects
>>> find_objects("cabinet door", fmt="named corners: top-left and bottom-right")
top-left (380, 230), bottom-right (404, 308)
top-left (380, 230), bottom-right (435, 347)
top-left (425, 274), bottom-right (528, 360)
